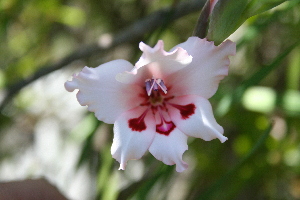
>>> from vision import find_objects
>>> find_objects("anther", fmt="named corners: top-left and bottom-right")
top-left (156, 79), bottom-right (167, 94)
top-left (145, 77), bottom-right (168, 96)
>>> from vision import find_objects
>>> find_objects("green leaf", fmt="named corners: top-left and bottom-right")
top-left (198, 124), bottom-right (273, 200)
top-left (207, 0), bottom-right (249, 44)
top-left (216, 40), bottom-right (300, 117)
top-left (207, 0), bottom-right (289, 44)
top-left (235, 40), bottom-right (300, 100)
top-left (193, 0), bottom-right (212, 38)
top-left (76, 119), bottom-right (102, 169)
top-left (244, 0), bottom-right (287, 18)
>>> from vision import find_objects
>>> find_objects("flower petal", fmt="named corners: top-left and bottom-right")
top-left (149, 128), bottom-right (188, 172)
top-left (135, 40), bottom-right (192, 68)
top-left (167, 95), bottom-right (227, 143)
top-left (167, 37), bottom-right (236, 99)
top-left (116, 41), bottom-right (192, 85)
top-left (111, 106), bottom-right (156, 170)
top-left (64, 59), bottom-right (143, 124)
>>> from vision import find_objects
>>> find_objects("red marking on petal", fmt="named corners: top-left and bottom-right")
top-left (163, 95), bottom-right (175, 101)
top-left (156, 120), bottom-right (176, 136)
top-left (139, 92), bottom-right (148, 99)
top-left (156, 110), bottom-right (176, 136)
top-left (151, 106), bottom-right (160, 114)
top-left (128, 109), bottom-right (148, 132)
top-left (171, 103), bottom-right (196, 120)
top-left (140, 102), bottom-right (150, 106)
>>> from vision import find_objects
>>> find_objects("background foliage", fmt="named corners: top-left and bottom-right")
top-left (1, 0), bottom-right (300, 199)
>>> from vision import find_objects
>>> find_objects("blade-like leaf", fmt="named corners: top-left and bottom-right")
top-left (207, 0), bottom-right (290, 44)
top-left (244, 0), bottom-right (287, 18)
top-left (216, 40), bottom-right (300, 117)
top-left (207, 0), bottom-right (249, 44)
top-left (193, 0), bottom-right (212, 38)
top-left (198, 124), bottom-right (273, 200)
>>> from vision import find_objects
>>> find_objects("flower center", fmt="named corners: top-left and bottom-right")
top-left (145, 77), bottom-right (167, 96)
top-left (150, 94), bottom-right (163, 105)
top-left (129, 84), bottom-right (197, 136)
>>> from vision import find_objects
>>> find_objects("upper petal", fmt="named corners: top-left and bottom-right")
top-left (135, 40), bottom-right (192, 68)
top-left (64, 59), bottom-right (143, 124)
top-left (166, 37), bottom-right (236, 99)
top-left (167, 95), bottom-right (227, 143)
top-left (116, 40), bottom-right (192, 85)
top-left (111, 106), bottom-right (156, 170)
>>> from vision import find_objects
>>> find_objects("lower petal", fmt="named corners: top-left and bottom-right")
top-left (111, 106), bottom-right (156, 170)
top-left (149, 128), bottom-right (188, 172)
top-left (167, 95), bottom-right (227, 143)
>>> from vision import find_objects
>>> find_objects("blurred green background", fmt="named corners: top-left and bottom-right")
top-left (1, 0), bottom-right (300, 199)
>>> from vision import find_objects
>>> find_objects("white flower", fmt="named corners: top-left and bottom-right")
top-left (65, 37), bottom-right (236, 172)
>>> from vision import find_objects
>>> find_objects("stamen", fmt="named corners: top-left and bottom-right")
top-left (153, 81), bottom-right (159, 91)
top-left (156, 79), bottom-right (167, 94)
top-left (145, 77), bottom-right (168, 96)
top-left (145, 79), bottom-right (156, 96)
top-left (145, 79), bottom-right (152, 95)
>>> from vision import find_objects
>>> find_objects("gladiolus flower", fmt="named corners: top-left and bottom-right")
top-left (65, 37), bottom-right (236, 172)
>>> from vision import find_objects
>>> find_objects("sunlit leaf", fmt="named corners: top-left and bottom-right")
top-left (283, 90), bottom-right (300, 116)
top-left (207, 0), bottom-right (289, 44)
top-left (207, 0), bottom-right (248, 44)
top-left (242, 86), bottom-right (276, 113)
top-left (244, 0), bottom-right (287, 18)
top-left (58, 6), bottom-right (86, 27)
